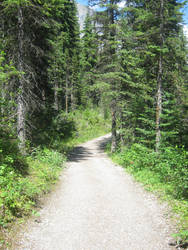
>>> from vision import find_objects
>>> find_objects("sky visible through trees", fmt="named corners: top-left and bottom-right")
top-left (0, 0), bottom-right (187, 245)
top-left (77, 0), bottom-right (188, 30)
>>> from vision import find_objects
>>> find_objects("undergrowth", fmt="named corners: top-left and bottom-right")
top-left (108, 143), bottom-right (188, 244)
top-left (0, 145), bottom-right (65, 247)
top-left (31, 107), bottom-right (111, 153)
top-left (0, 107), bottom-right (110, 248)
top-left (62, 108), bottom-right (110, 148)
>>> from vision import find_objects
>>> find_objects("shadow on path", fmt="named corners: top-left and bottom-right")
top-left (67, 146), bottom-right (93, 162)
top-left (97, 136), bottom-right (111, 152)
top-left (68, 135), bottom-right (111, 163)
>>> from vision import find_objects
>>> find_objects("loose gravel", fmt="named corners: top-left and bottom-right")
top-left (15, 134), bottom-right (175, 250)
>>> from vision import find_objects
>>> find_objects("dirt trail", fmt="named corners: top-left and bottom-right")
top-left (15, 134), bottom-right (175, 250)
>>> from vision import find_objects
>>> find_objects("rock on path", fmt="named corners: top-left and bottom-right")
top-left (16, 134), bottom-right (175, 250)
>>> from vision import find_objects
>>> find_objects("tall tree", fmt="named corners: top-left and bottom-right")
top-left (0, 0), bottom-right (49, 153)
top-left (89, 0), bottom-right (122, 152)
top-left (80, 14), bottom-right (99, 105)
top-left (123, 0), bottom-right (188, 150)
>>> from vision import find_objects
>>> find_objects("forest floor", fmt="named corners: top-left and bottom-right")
top-left (12, 134), bottom-right (177, 250)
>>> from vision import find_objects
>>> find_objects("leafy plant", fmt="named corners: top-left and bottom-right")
top-left (109, 143), bottom-right (188, 243)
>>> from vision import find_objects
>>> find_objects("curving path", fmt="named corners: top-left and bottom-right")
top-left (15, 134), bottom-right (175, 250)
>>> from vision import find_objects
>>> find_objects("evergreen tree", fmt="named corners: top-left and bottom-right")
top-left (88, 0), bottom-right (123, 152)
top-left (0, 0), bottom-right (48, 153)
top-left (0, 51), bottom-right (18, 131)
top-left (80, 14), bottom-right (99, 105)
top-left (0, 0), bottom-right (81, 151)
top-left (122, 0), bottom-right (188, 150)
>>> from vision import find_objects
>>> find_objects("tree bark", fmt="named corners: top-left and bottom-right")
top-left (109, 0), bottom-right (117, 153)
top-left (1, 19), bottom-right (6, 119)
top-left (155, 0), bottom-right (164, 152)
top-left (120, 110), bottom-right (125, 147)
top-left (156, 55), bottom-right (162, 152)
top-left (65, 71), bottom-right (69, 113)
top-left (1, 85), bottom-right (6, 120)
top-left (17, 6), bottom-right (26, 154)
top-left (70, 81), bottom-right (75, 110)
top-left (111, 100), bottom-right (117, 153)
top-left (54, 81), bottom-right (59, 111)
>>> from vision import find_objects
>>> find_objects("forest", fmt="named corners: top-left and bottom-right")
top-left (0, 0), bottom-right (188, 246)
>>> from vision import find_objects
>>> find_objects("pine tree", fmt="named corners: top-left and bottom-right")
top-left (123, 0), bottom-right (188, 150)
top-left (0, 51), bottom-right (18, 131)
top-left (0, 0), bottom-right (49, 153)
top-left (0, 0), bottom-right (81, 151)
top-left (80, 14), bottom-right (99, 105)
top-left (88, 0), bottom-right (123, 152)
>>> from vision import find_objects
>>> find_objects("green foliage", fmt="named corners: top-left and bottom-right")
top-left (31, 107), bottom-right (110, 151)
top-left (0, 146), bottom-right (65, 227)
top-left (0, 0), bottom-right (187, 245)
top-left (118, 0), bottom-right (188, 150)
top-left (112, 144), bottom-right (188, 199)
top-left (70, 107), bottom-right (111, 143)
top-left (110, 143), bottom-right (188, 242)
top-left (0, 104), bottom-right (109, 248)
top-left (0, 107), bottom-right (109, 230)
top-left (47, 0), bottom-right (80, 112)
top-left (32, 110), bottom-right (77, 148)
top-left (172, 230), bottom-right (188, 244)
top-left (53, 107), bottom-right (111, 151)
top-left (0, 52), bottom-right (18, 131)
top-left (80, 14), bottom-right (99, 105)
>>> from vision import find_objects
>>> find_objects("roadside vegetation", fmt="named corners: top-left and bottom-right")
top-left (107, 143), bottom-right (188, 244)
top-left (0, 0), bottom-right (187, 247)
top-left (0, 107), bottom-right (110, 248)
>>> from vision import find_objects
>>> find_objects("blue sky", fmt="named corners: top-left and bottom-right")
top-left (181, 3), bottom-right (188, 24)
top-left (77, 0), bottom-right (88, 5)
top-left (77, 0), bottom-right (188, 25)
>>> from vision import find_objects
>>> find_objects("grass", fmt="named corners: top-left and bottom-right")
top-left (51, 107), bottom-right (111, 152)
top-left (0, 148), bottom-right (66, 249)
top-left (0, 107), bottom-right (110, 248)
top-left (107, 143), bottom-right (188, 245)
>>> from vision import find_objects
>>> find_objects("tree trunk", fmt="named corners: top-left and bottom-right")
top-left (17, 6), bottom-right (26, 154)
top-left (65, 72), bottom-right (69, 113)
top-left (1, 19), bottom-right (6, 120)
top-left (156, 55), bottom-right (162, 152)
top-left (109, 1), bottom-right (117, 153)
top-left (70, 81), bottom-right (75, 110)
top-left (120, 110), bottom-right (125, 147)
top-left (111, 100), bottom-right (117, 153)
top-left (155, 0), bottom-right (164, 152)
top-left (54, 81), bottom-right (59, 111)
top-left (1, 85), bottom-right (6, 120)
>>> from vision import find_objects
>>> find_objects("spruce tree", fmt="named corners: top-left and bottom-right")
top-left (80, 14), bottom-right (99, 105)
top-left (89, 0), bottom-right (123, 152)
top-left (0, 0), bottom-right (48, 153)
top-left (123, 0), bottom-right (188, 150)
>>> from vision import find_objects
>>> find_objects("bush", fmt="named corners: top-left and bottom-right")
top-left (111, 144), bottom-right (188, 243)
top-left (115, 144), bottom-right (188, 199)
top-left (0, 145), bottom-right (65, 227)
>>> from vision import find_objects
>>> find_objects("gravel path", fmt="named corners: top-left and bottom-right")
top-left (16, 134), bottom-right (175, 250)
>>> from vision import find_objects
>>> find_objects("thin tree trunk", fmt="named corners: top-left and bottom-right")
top-left (65, 71), bottom-right (69, 113)
top-left (109, 1), bottom-right (117, 153)
top-left (111, 100), bottom-right (117, 153)
top-left (1, 19), bottom-right (6, 119)
top-left (120, 110), bottom-right (125, 147)
top-left (1, 85), bottom-right (6, 120)
top-left (70, 81), bottom-right (75, 110)
top-left (155, 0), bottom-right (164, 152)
top-left (156, 55), bottom-right (162, 152)
top-left (54, 81), bottom-right (59, 111)
top-left (42, 89), bottom-right (46, 102)
top-left (17, 6), bottom-right (26, 154)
